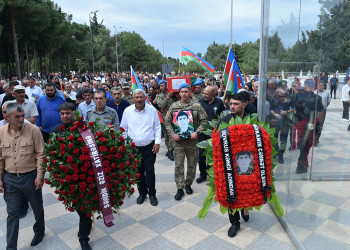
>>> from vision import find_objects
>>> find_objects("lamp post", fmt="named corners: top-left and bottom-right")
top-left (89, 10), bottom-right (99, 73)
top-left (114, 26), bottom-right (122, 74)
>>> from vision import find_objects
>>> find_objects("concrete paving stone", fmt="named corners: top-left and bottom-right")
top-left (277, 191), bottom-right (305, 208)
top-left (297, 199), bottom-right (337, 219)
top-left (243, 211), bottom-right (278, 232)
top-left (154, 192), bottom-right (185, 210)
top-left (315, 220), bottom-right (350, 245)
top-left (265, 223), bottom-right (293, 245)
top-left (58, 226), bottom-right (106, 249)
top-left (329, 208), bottom-right (350, 227)
top-left (95, 213), bottom-right (136, 234)
top-left (139, 211), bottom-right (184, 234)
top-left (119, 194), bottom-right (137, 209)
top-left (189, 235), bottom-right (241, 250)
top-left (165, 201), bottom-right (201, 221)
top-left (18, 225), bottom-right (55, 249)
top-left (186, 191), bottom-right (209, 207)
top-left (46, 212), bottom-right (80, 234)
top-left (42, 193), bottom-right (60, 207)
top-left (121, 202), bottom-right (162, 221)
top-left (133, 235), bottom-right (184, 250)
top-left (245, 234), bottom-right (295, 250)
top-left (0, 194), bottom-right (5, 207)
top-left (309, 191), bottom-right (346, 207)
top-left (340, 199), bottom-right (350, 211)
top-left (188, 211), bottom-right (230, 233)
top-left (162, 222), bottom-right (210, 249)
top-left (44, 202), bottom-right (70, 221)
top-left (110, 222), bottom-right (158, 249)
top-left (0, 235), bottom-right (5, 248)
top-left (303, 233), bottom-right (350, 250)
top-left (21, 235), bottom-right (70, 250)
top-left (0, 208), bottom-right (36, 233)
top-left (89, 235), bottom-right (127, 250)
top-left (285, 209), bottom-right (325, 231)
top-left (156, 173), bottom-right (176, 182)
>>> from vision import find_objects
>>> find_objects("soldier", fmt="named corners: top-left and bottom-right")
top-left (191, 78), bottom-right (204, 102)
top-left (165, 83), bottom-right (207, 200)
top-left (154, 80), bottom-right (174, 160)
top-left (121, 82), bottom-right (133, 104)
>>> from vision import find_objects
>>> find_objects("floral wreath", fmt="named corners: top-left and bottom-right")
top-left (198, 112), bottom-right (284, 219)
top-left (44, 113), bottom-right (140, 219)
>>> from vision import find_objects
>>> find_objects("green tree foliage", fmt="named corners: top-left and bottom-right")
top-left (205, 42), bottom-right (229, 71)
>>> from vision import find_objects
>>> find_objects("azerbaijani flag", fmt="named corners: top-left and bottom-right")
top-left (223, 48), bottom-right (245, 94)
top-left (31, 93), bottom-right (40, 101)
top-left (180, 46), bottom-right (215, 76)
top-left (130, 66), bottom-right (164, 123)
top-left (56, 88), bottom-right (69, 100)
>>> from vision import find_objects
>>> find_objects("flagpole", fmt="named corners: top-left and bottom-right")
top-left (179, 46), bottom-right (181, 74)
top-left (229, 0), bottom-right (233, 49)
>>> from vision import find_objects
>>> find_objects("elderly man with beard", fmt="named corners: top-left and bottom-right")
top-left (197, 86), bottom-right (225, 183)
top-left (52, 102), bottom-right (93, 250)
top-left (36, 82), bottom-right (66, 142)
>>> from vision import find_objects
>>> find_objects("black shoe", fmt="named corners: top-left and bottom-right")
top-left (174, 189), bottom-right (184, 200)
top-left (19, 209), bottom-right (28, 219)
top-left (278, 153), bottom-right (284, 164)
top-left (241, 209), bottom-right (249, 222)
top-left (165, 150), bottom-right (170, 157)
top-left (296, 166), bottom-right (308, 174)
top-left (185, 185), bottom-right (193, 195)
top-left (149, 196), bottom-right (158, 206)
top-left (228, 223), bottom-right (240, 238)
top-left (196, 175), bottom-right (207, 183)
top-left (31, 234), bottom-right (44, 246)
top-left (80, 241), bottom-right (92, 250)
top-left (136, 194), bottom-right (147, 205)
top-left (334, 97), bottom-right (336, 99)
top-left (168, 150), bottom-right (174, 161)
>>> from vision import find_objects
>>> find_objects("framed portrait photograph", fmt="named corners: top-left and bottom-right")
top-left (235, 151), bottom-right (254, 175)
top-left (172, 110), bottom-right (194, 139)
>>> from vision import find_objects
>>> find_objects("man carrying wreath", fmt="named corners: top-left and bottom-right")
top-left (52, 102), bottom-right (93, 250)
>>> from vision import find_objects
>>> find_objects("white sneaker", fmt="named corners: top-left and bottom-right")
top-left (342, 118), bottom-right (348, 121)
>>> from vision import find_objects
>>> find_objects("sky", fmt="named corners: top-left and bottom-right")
top-left (55, 0), bottom-right (322, 59)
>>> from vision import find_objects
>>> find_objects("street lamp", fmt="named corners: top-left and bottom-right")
top-left (89, 10), bottom-right (99, 73)
top-left (114, 26), bottom-right (122, 74)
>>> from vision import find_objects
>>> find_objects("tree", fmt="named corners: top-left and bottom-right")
top-left (205, 42), bottom-right (229, 71)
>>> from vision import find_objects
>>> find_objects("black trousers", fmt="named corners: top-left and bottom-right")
top-left (330, 85), bottom-right (337, 98)
top-left (3, 171), bottom-right (45, 250)
top-left (77, 210), bottom-right (92, 243)
top-left (41, 131), bottom-right (50, 143)
top-left (198, 134), bottom-right (210, 177)
top-left (228, 210), bottom-right (240, 225)
top-left (343, 102), bottom-right (349, 120)
top-left (136, 141), bottom-right (157, 196)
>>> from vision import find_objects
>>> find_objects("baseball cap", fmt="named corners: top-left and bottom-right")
top-left (122, 82), bottom-right (130, 89)
top-left (13, 85), bottom-right (26, 91)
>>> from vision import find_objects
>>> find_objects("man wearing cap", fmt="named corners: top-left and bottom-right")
top-left (155, 72), bottom-right (162, 84)
top-left (294, 79), bottom-right (323, 174)
top-left (165, 83), bottom-right (207, 200)
top-left (71, 78), bottom-right (81, 94)
top-left (122, 82), bottom-right (133, 104)
top-left (9, 85), bottom-right (39, 124)
top-left (25, 78), bottom-right (43, 103)
top-left (155, 80), bottom-right (174, 160)
top-left (191, 78), bottom-right (204, 102)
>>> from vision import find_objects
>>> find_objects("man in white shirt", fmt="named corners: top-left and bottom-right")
top-left (341, 77), bottom-right (350, 121)
top-left (0, 83), bottom-right (10, 104)
top-left (64, 82), bottom-right (77, 100)
top-left (78, 89), bottom-right (95, 120)
top-left (25, 78), bottom-right (43, 103)
top-left (314, 81), bottom-right (331, 144)
top-left (120, 89), bottom-right (161, 206)
top-left (10, 85), bottom-right (38, 124)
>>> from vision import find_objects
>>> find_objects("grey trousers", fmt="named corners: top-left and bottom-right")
top-left (3, 171), bottom-right (45, 250)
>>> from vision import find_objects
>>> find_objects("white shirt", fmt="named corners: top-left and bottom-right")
top-left (314, 90), bottom-right (331, 110)
top-left (25, 85), bottom-right (43, 102)
top-left (9, 99), bottom-right (39, 119)
top-left (0, 119), bottom-right (30, 127)
top-left (341, 84), bottom-right (350, 102)
top-left (65, 91), bottom-right (77, 100)
top-left (0, 93), bottom-right (6, 105)
top-left (120, 104), bottom-right (161, 146)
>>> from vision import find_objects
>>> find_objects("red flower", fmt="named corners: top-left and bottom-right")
top-left (50, 150), bottom-right (55, 155)
top-left (79, 155), bottom-right (86, 161)
top-left (120, 127), bottom-right (125, 132)
top-left (68, 207), bottom-right (74, 212)
top-left (88, 121), bottom-right (95, 126)
top-left (121, 186), bottom-right (127, 191)
top-left (126, 161), bottom-right (130, 167)
top-left (58, 196), bottom-right (64, 201)
top-left (47, 166), bottom-right (52, 172)
top-left (67, 135), bottom-right (75, 141)
top-left (120, 173), bottom-right (125, 180)
top-left (80, 174), bottom-right (86, 180)
top-left (115, 180), bottom-right (120, 185)
top-left (53, 173), bottom-right (58, 180)
top-left (67, 155), bottom-right (73, 163)
top-left (73, 149), bottom-right (80, 154)
top-left (79, 182), bottom-right (87, 191)
top-left (81, 147), bottom-right (88, 154)
top-left (59, 179), bottom-right (64, 185)
top-left (88, 168), bottom-right (94, 175)
top-left (113, 173), bottom-right (118, 178)
top-left (119, 163), bottom-right (124, 170)
top-left (131, 142), bottom-right (135, 148)
top-left (93, 196), bottom-right (99, 201)
top-left (108, 183), bottom-right (113, 189)
top-left (68, 143), bottom-right (74, 149)
top-left (107, 176), bottom-right (112, 182)
top-left (132, 164), bottom-right (136, 170)
top-left (87, 190), bottom-right (94, 196)
top-left (119, 136), bottom-right (125, 142)
top-left (130, 180), bottom-right (135, 185)
top-left (70, 126), bottom-right (77, 131)
top-left (99, 146), bottom-right (107, 152)
top-left (80, 205), bottom-right (85, 211)
top-left (87, 176), bottom-right (94, 183)
top-left (120, 145), bottom-right (125, 153)
top-left (84, 161), bottom-right (91, 167)
top-left (74, 168), bottom-right (80, 174)
top-left (70, 184), bottom-right (76, 191)
top-left (119, 201), bottom-right (124, 205)
top-left (54, 189), bottom-right (59, 194)
top-left (60, 190), bottom-right (67, 195)
top-left (79, 193), bottom-right (85, 198)
top-left (111, 163), bottom-right (117, 169)
top-left (52, 160), bottom-right (57, 165)
top-left (99, 137), bottom-right (107, 143)
top-left (105, 167), bottom-right (111, 174)
top-left (57, 137), bottom-right (63, 142)
top-left (43, 158), bottom-right (48, 163)
top-left (60, 150), bottom-right (66, 156)
top-left (72, 199), bottom-right (78, 204)
top-left (96, 131), bottom-right (103, 137)
top-left (65, 175), bottom-right (72, 183)
top-left (128, 174), bottom-right (132, 179)
top-left (59, 125), bottom-right (65, 131)
top-left (129, 153), bottom-right (134, 159)
top-left (82, 125), bottom-right (87, 130)
top-left (81, 166), bottom-right (88, 172)
top-left (74, 121), bottom-right (82, 127)
top-left (72, 174), bottom-right (79, 181)
top-left (111, 134), bottom-right (116, 139)
top-left (109, 147), bottom-right (117, 153)
top-left (131, 188), bottom-right (135, 194)
top-left (107, 154), bottom-right (114, 160)
top-left (45, 179), bottom-right (50, 184)
top-left (115, 153), bottom-right (122, 159)
top-left (71, 163), bottom-right (78, 169)
top-left (77, 137), bottom-right (84, 142)
top-left (135, 159), bottom-right (139, 164)
top-left (136, 173), bottom-right (141, 179)
top-left (86, 212), bottom-right (92, 217)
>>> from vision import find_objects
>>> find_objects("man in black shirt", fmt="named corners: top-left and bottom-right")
top-left (197, 86), bottom-right (225, 183)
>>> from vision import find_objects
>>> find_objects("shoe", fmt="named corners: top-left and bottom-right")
top-left (334, 97), bottom-right (336, 99)
top-left (149, 196), bottom-right (158, 206)
top-left (228, 223), bottom-right (240, 238)
top-left (296, 166), bottom-right (308, 174)
top-left (168, 150), bottom-right (174, 161)
top-left (19, 209), bottom-right (28, 219)
top-left (136, 194), bottom-right (147, 205)
top-left (165, 150), bottom-right (170, 157)
top-left (185, 185), bottom-right (193, 195)
top-left (174, 189), bottom-right (184, 200)
top-left (196, 175), bottom-right (207, 183)
top-left (278, 153), bottom-right (284, 164)
top-left (241, 209), bottom-right (249, 222)
top-left (80, 241), bottom-right (92, 250)
top-left (31, 234), bottom-right (44, 246)
top-left (342, 118), bottom-right (349, 121)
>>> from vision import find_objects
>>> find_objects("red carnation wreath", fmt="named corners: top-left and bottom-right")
top-left (44, 115), bottom-right (140, 220)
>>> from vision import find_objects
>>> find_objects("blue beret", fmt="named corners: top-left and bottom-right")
top-left (178, 83), bottom-right (190, 92)
top-left (158, 80), bottom-right (166, 86)
top-left (193, 79), bottom-right (203, 86)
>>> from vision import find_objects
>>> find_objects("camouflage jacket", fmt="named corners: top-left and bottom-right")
top-left (165, 100), bottom-right (207, 137)
top-left (192, 92), bottom-right (203, 102)
top-left (122, 93), bottom-right (133, 104)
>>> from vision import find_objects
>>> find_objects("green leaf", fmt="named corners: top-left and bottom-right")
top-left (203, 129), bottom-right (213, 136)
top-left (208, 120), bottom-right (217, 129)
top-left (198, 207), bottom-right (209, 220)
top-left (250, 114), bottom-right (258, 124)
top-left (254, 205), bottom-right (262, 211)
top-left (220, 205), bottom-right (229, 215)
top-left (197, 140), bottom-right (209, 149)
top-left (229, 117), bottom-right (235, 126)
top-left (235, 116), bottom-right (243, 125)
top-left (243, 115), bottom-right (251, 124)
top-left (218, 121), bottom-right (228, 130)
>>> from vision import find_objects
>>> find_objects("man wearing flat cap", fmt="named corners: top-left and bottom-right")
top-left (294, 79), bottom-right (323, 174)
top-left (165, 83), bottom-right (207, 200)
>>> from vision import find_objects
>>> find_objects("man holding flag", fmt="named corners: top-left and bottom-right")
top-left (25, 77), bottom-right (43, 103)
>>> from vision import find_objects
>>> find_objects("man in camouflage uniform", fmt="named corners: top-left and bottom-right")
top-left (191, 78), bottom-right (204, 102)
top-left (155, 80), bottom-right (174, 160)
top-left (165, 83), bottom-right (207, 201)
top-left (122, 82), bottom-right (133, 104)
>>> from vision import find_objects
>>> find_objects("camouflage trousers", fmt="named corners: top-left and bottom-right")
top-left (162, 124), bottom-right (173, 151)
top-left (174, 139), bottom-right (198, 189)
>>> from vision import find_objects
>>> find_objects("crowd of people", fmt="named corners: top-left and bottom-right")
top-left (0, 69), bottom-right (348, 249)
